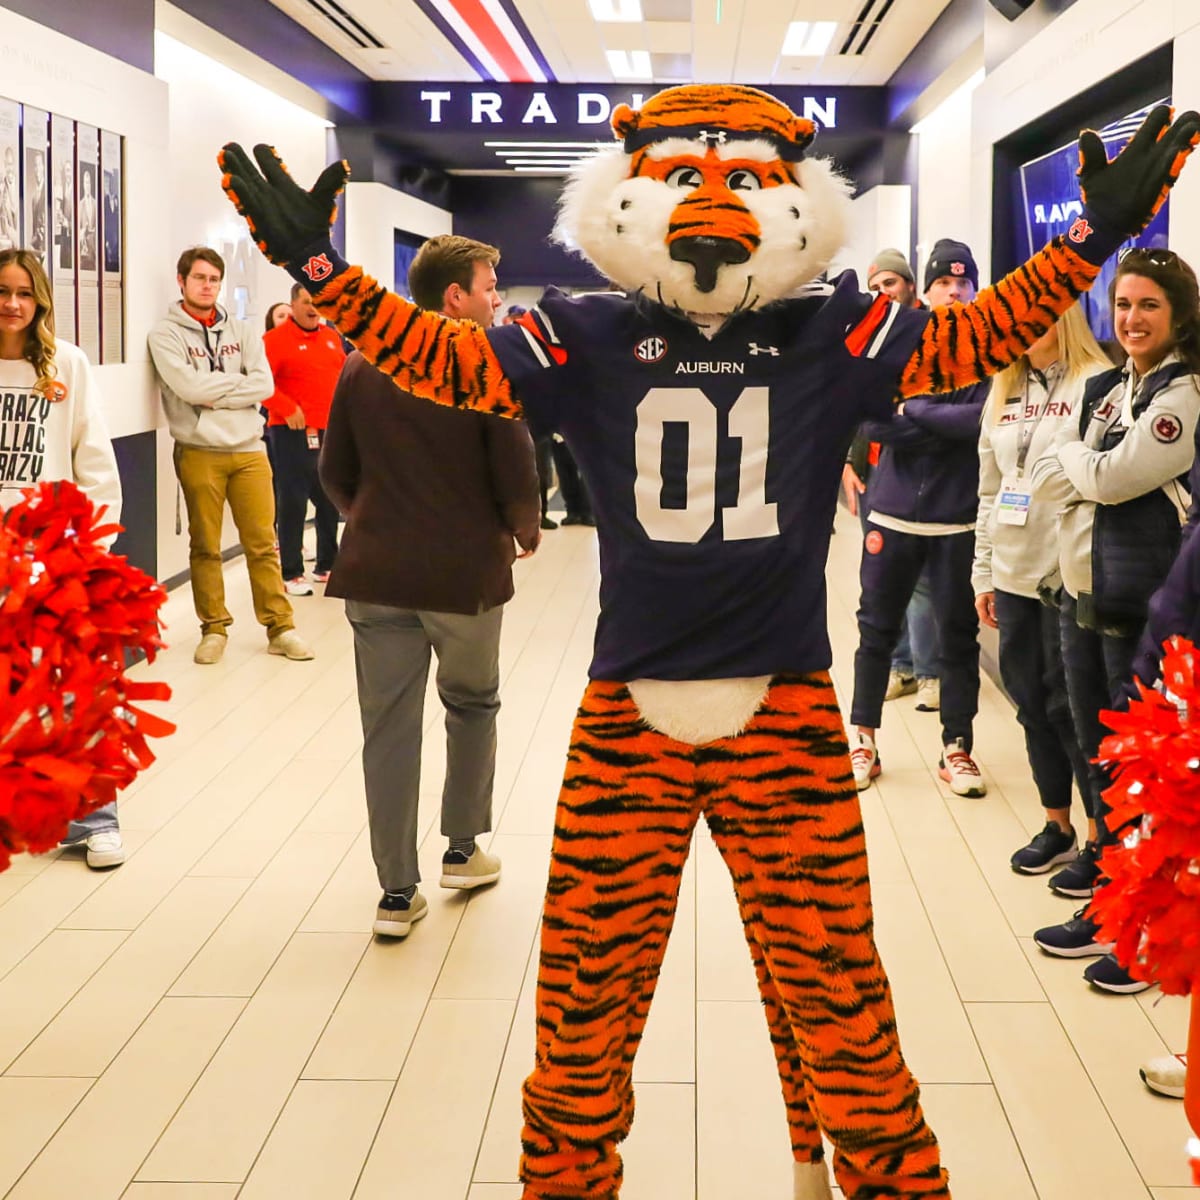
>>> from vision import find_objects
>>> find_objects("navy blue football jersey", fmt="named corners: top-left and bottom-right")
top-left (488, 272), bottom-right (929, 681)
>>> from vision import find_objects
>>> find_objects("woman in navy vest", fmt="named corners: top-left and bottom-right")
top-left (1027, 248), bottom-right (1200, 993)
top-left (973, 303), bottom-right (1112, 878)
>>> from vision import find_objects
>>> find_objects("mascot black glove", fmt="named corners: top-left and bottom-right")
top-left (218, 143), bottom-right (350, 288)
top-left (1070, 105), bottom-right (1200, 267)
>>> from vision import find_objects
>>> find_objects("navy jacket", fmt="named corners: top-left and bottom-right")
top-left (860, 381), bottom-right (990, 526)
top-left (1128, 528), bottom-right (1200, 691)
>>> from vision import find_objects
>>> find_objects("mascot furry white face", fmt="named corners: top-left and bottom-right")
top-left (555, 85), bottom-right (852, 316)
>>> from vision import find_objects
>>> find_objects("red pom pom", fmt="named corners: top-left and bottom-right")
top-left (1091, 637), bottom-right (1200, 995)
top-left (0, 481), bottom-right (174, 871)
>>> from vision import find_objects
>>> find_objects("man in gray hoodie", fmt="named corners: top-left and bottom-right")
top-left (149, 246), bottom-right (313, 664)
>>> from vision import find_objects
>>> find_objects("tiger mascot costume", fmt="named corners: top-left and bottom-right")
top-left (219, 86), bottom-right (1199, 1199)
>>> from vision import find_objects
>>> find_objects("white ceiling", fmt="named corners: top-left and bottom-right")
top-left (264, 0), bottom-right (954, 87)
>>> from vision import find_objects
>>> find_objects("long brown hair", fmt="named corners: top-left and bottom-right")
top-left (1109, 247), bottom-right (1200, 375)
top-left (0, 248), bottom-right (57, 395)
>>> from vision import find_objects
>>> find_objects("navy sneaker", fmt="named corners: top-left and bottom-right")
top-left (1083, 952), bottom-right (1153, 994)
top-left (1011, 822), bottom-right (1078, 875)
top-left (1033, 908), bottom-right (1114, 958)
top-left (1048, 841), bottom-right (1102, 898)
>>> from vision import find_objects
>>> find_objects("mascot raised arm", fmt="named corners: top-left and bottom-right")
top-left (219, 86), bottom-right (1199, 1200)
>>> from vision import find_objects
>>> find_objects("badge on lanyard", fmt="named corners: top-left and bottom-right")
top-left (997, 476), bottom-right (1032, 525)
top-left (306, 427), bottom-right (320, 451)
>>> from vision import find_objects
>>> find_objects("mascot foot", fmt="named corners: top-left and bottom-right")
top-left (794, 1159), bottom-right (834, 1200)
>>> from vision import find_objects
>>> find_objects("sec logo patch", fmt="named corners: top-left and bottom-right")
top-left (1153, 414), bottom-right (1183, 444)
top-left (634, 336), bottom-right (668, 364)
top-left (864, 530), bottom-right (884, 555)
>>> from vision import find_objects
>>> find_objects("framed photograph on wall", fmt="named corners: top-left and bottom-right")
top-left (22, 106), bottom-right (49, 270)
top-left (75, 122), bottom-right (100, 363)
top-left (50, 113), bottom-right (76, 343)
top-left (100, 128), bottom-right (123, 363)
top-left (0, 100), bottom-right (18, 251)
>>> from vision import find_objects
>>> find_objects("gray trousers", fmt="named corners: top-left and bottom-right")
top-left (345, 599), bottom-right (502, 892)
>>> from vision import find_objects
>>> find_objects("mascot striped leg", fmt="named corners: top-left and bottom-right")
top-left (520, 676), bottom-right (949, 1199)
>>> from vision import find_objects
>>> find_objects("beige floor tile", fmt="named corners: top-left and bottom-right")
top-left (1021, 938), bottom-right (1194, 1187)
top-left (635, 854), bottom-right (696, 1084)
top-left (0, 1077), bottom-right (91, 1195)
top-left (919, 1083), bottom-right (1037, 1198)
top-left (123, 1188), bottom-right (240, 1198)
top-left (9, 877), bottom-right (247, 1077)
top-left (872, 882), bottom-right (989, 1084)
top-left (296, 757), bottom-right (368, 835)
top-left (138, 933), bottom-right (366, 1183)
top-left (1151, 1191), bottom-right (1200, 1198)
top-left (0, 928), bottom-right (126, 1071)
top-left (467, 1186), bottom-right (522, 1199)
top-left (169, 832), bottom-right (354, 997)
top-left (6, 997), bottom-right (243, 1200)
top-left (697, 1001), bottom-right (794, 1199)
top-left (0, 870), bottom-right (35, 906)
top-left (1138, 989), bottom-right (1190, 1053)
top-left (0, 860), bottom-right (110, 978)
top-left (621, 1082), bottom-right (696, 1200)
top-left (189, 757), bottom-right (345, 877)
top-left (968, 1001), bottom-right (1150, 1200)
top-left (237, 1079), bottom-right (392, 1200)
top-left (695, 833), bottom-right (760, 1004)
top-left (473, 949), bottom-right (537, 1184)
top-left (295, 828), bottom-right (380, 934)
top-left (433, 833), bottom-right (550, 1001)
top-left (353, 998), bottom-right (516, 1200)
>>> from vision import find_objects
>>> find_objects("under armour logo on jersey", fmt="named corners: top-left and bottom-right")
top-left (748, 343), bottom-right (779, 356)
top-left (302, 253), bottom-right (333, 283)
top-left (1068, 217), bottom-right (1094, 244)
top-left (634, 336), bottom-right (668, 363)
top-left (697, 130), bottom-right (727, 146)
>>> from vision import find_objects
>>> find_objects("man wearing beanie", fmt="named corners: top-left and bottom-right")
top-left (849, 238), bottom-right (990, 798)
top-left (844, 249), bottom-right (940, 709)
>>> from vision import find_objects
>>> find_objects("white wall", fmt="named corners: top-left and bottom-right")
top-left (965, 0), bottom-right (1200, 282)
top-left (344, 182), bottom-right (452, 291)
top-left (0, 7), bottom-right (168, 443)
top-left (833, 184), bottom-right (913, 285)
top-left (150, 32), bottom-right (335, 581)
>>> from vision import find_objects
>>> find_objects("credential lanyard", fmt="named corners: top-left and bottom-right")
top-left (1015, 367), bottom-right (1062, 476)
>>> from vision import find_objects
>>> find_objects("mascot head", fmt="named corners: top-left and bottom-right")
top-left (555, 83), bottom-right (852, 317)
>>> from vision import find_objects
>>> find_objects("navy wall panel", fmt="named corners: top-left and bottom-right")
top-left (2, 0), bottom-right (155, 72)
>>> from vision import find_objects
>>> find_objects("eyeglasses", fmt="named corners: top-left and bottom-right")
top-left (1118, 246), bottom-right (1179, 267)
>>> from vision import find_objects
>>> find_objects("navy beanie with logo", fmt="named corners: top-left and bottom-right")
top-left (923, 238), bottom-right (979, 292)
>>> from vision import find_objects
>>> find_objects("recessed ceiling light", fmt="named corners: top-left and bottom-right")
top-left (607, 48), bottom-right (652, 79)
top-left (782, 20), bottom-right (837, 57)
top-left (589, 0), bottom-right (643, 21)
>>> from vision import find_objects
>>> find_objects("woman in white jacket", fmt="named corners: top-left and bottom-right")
top-left (975, 305), bottom-right (1112, 878)
top-left (0, 247), bottom-right (125, 868)
top-left (1029, 247), bottom-right (1200, 993)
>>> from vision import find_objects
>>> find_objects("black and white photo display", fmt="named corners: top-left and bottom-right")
top-left (50, 113), bottom-right (76, 343)
top-left (22, 106), bottom-right (49, 270)
top-left (0, 100), bottom-right (18, 251)
top-left (76, 123), bottom-right (100, 362)
top-left (100, 128), bottom-right (123, 363)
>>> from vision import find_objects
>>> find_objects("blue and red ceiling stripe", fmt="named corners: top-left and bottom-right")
top-left (413, 0), bottom-right (557, 83)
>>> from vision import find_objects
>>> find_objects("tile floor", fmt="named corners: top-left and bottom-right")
top-left (0, 511), bottom-right (1192, 1199)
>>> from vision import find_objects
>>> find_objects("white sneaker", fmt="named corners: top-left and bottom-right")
top-left (86, 830), bottom-right (126, 869)
top-left (849, 732), bottom-right (880, 791)
top-left (915, 677), bottom-right (940, 711)
top-left (268, 630), bottom-right (315, 660)
top-left (939, 738), bottom-right (986, 797)
top-left (284, 576), bottom-right (313, 596)
top-left (193, 633), bottom-right (227, 665)
top-left (883, 670), bottom-right (917, 701)
top-left (1141, 1053), bottom-right (1186, 1098)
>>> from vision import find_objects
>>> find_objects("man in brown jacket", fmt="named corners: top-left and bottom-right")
top-left (319, 235), bottom-right (540, 938)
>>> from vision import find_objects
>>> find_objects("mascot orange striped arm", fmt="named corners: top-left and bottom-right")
top-left (219, 86), bottom-right (1199, 1200)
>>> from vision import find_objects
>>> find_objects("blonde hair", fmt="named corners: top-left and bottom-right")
top-left (0, 249), bottom-right (57, 395)
top-left (987, 302), bottom-right (1111, 423)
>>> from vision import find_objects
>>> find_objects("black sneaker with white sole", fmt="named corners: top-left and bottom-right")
top-left (1048, 841), bottom-right (1102, 898)
top-left (1033, 908), bottom-right (1114, 958)
top-left (1011, 822), bottom-right (1078, 875)
top-left (1083, 952), bottom-right (1153, 994)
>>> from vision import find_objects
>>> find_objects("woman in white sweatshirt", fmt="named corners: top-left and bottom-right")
top-left (0, 247), bottom-right (125, 868)
top-left (974, 304), bottom-right (1113, 878)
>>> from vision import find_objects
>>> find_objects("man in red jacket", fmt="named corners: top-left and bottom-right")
top-left (319, 235), bottom-right (541, 939)
top-left (263, 283), bottom-right (346, 594)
